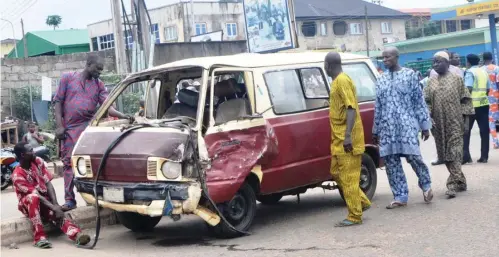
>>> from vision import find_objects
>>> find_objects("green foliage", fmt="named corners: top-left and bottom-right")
top-left (100, 73), bottom-right (124, 85)
top-left (12, 85), bottom-right (41, 121)
top-left (120, 91), bottom-right (142, 115)
top-left (406, 22), bottom-right (441, 40)
top-left (46, 15), bottom-right (62, 30)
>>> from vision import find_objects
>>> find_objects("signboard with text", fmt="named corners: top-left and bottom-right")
top-left (457, 1), bottom-right (499, 16)
top-left (243, 0), bottom-right (294, 53)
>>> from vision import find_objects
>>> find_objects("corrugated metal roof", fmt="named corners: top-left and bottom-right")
top-left (294, 0), bottom-right (411, 20)
top-left (29, 29), bottom-right (89, 46)
top-left (384, 27), bottom-right (489, 47)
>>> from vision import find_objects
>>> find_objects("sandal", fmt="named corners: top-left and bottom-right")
top-left (445, 190), bottom-right (456, 198)
top-left (362, 204), bottom-right (371, 212)
top-left (61, 202), bottom-right (76, 212)
top-left (386, 201), bottom-right (407, 209)
top-left (334, 219), bottom-right (362, 227)
top-left (423, 188), bottom-right (434, 203)
top-left (34, 239), bottom-right (52, 249)
top-left (76, 233), bottom-right (91, 246)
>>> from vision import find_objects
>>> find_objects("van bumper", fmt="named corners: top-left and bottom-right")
top-left (75, 179), bottom-right (220, 226)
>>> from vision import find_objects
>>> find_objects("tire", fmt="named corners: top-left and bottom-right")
top-left (116, 212), bottom-right (162, 232)
top-left (209, 182), bottom-right (257, 239)
top-left (339, 153), bottom-right (378, 201)
top-left (257, 193), bottom-right (283, 205)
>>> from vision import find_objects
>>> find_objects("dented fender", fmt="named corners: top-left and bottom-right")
top-left (201, 121), bottom-right (278, 203)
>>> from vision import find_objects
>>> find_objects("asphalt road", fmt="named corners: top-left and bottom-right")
top-left (2, 128), bottom-right (498, 257)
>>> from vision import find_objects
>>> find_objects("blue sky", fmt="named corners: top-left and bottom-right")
top-left (0, 0), bottom-right (472, 40)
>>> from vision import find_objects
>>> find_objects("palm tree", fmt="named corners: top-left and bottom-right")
top-left (46, 15), bottom-right (62, 30)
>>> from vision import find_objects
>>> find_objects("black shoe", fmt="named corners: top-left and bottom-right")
top-left (477, 158), bottom-right (488, 163)
top-left (431, 160), bottom-right (445, 166)
top-left (462, 158), bottom-right (473, 165)
top-left (446, 190), bottom-right (457, 198)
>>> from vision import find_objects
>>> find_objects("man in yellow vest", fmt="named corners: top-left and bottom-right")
top-left (463, 54), bottom-right (491, 163)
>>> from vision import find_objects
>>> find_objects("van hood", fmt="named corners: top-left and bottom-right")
top-left (73, 126), bottom-right (192, 182)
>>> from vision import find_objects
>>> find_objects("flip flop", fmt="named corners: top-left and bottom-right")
top-left (362, 204), bottom-right (372, 212)
top-left (334, 219), bottom-right (362, 227)
top-left (76, 233), bottom-right (91, 246)
top-left (445, 190), bottom-right (457, 198)
top-left (423, 188), bottom-right (434, 203)
top-left (62, 202), bottom-right (76, 212)
top-left (386, 201), bottom-right (407, 209)
top-left (34, 239), bottom-right (52, 249)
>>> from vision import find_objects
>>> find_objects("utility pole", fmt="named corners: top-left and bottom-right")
top-left (137, 0), bottom-right (151, 66)
top-left (190, 0), bottom-right (195, 38)
top-left (21, 18), bottom-right (28, 57)
top-left (364, 5), bottom-right (370, 57)
top-left (111, 0), bottom-right (128, 74)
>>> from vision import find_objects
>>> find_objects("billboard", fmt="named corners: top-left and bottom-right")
top-left (191, 30), bottom-right (224, 42)
top-left (243, 0), bottom-right (294, 53)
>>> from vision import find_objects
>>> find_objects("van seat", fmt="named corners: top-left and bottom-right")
top-left (163, 89), bottom-right (198, 119)
top-left (215, 98), bottom-right (251, 125)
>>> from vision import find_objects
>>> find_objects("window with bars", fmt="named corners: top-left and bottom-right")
top-left (381, 21), bottom-right (392, 34)
top-left (195, 23), bottom-right (207, 35)
top-left (150, 23), bottom-right (160, 43)
top-left (99, 34), bottom-right (115, 50)
top-left (226, 23), bottom-right (237, 37)
top-left (349, 23), bottom-right (363, 35)
top-left (165, 26), bottom-right (178, 41)
top-left (124, 30), bottom-right (134, 49)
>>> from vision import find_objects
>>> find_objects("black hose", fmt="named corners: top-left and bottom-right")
top-left (187, 134), bottom-right (250, 237)
top-left (77, 124), bottom-right (151, 249)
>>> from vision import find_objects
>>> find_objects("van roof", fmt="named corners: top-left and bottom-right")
top-left (145, 52), bottom-right (369, 72)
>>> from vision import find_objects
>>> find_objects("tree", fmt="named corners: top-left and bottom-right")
top-left (406, 21), bottom-right (442, 39)
top-left (46, 15), bottom-right (62, 30)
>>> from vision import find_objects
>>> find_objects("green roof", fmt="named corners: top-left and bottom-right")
top-left (384, 27), bottom-right (490, 48)
top-left (7, 29), bottom-right (90, 58)
top-left (30, 29), bottom-right (89, 46)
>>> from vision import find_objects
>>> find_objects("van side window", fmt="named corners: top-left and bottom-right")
top-left (299, 68), bottom-right (329, 98)
top-left (342, 63), bottom-right (376, 102)
top-left (264, 68), bottom-right (329, 115)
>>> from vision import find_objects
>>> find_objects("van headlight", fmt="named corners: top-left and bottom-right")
top-left (76, 157), bottom-right (87, 176)
top-left (161, 161), bottom-right (181, 179)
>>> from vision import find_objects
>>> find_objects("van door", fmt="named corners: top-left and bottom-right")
top-left (255, 65), bottom-right (332, 194)
top-left (202, 68), bottom-right (275, 203)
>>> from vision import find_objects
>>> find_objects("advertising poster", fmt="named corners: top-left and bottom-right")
top-left (243, 0), bottom-right (294, 53)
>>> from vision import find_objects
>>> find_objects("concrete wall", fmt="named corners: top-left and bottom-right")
top-left (296, 19), bottom-right (406, 52)
top-left (87, 1), bottom-right (245, 51)
top-left (153, 40), bottom-right (247, 65)
top-left (1, 50), bottom-right (116, 115)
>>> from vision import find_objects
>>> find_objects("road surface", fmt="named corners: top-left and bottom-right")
top-left (2, 129), bottom-right (498, 257)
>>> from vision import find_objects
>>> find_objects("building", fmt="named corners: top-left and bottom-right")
top-left (384, 27), bottom-right (499, 66)
top-left (292, 0), bottom-right (410, 53)
top-left (87, 1), bottom-right (245, 51)
top-left (399, 8), bottom-right (476, 39)
top-left (1, 39), bottom-right (19, 58)
top-left (6, 29), bottom-right (90, 58)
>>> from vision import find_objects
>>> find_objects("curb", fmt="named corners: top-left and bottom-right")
top-left (1, 206), bottom-right (118, 246)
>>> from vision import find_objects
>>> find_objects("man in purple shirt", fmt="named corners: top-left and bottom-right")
top-left (53, 55), bottom-right (131, 211)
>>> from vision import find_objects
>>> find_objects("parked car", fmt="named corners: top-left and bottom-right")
top-left (72, 52), bottom-right (382, 238)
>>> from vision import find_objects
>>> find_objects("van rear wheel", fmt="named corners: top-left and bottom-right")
top-left (339, 153), bottom-right (378, 201)
top-left (209, 182), bottom-right (256, 239)
top-left (116, 212), bottom-right (162, 232)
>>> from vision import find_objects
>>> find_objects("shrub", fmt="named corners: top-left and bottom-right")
top-left (11, 85), bottom-right (41, 121)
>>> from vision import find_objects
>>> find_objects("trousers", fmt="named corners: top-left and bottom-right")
top-left (463, 105), bottom-right (490, 160)
top-left (330, 154), bottom-right (371, 223)
top-left (383, 154), bottom-right (432, 203)
top-left (20, 193), bottom-right (81, 243)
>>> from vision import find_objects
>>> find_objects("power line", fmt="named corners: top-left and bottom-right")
top-left (1, 0), bottom-right (35, 21)
top-left (0, 0), bottom-right (37, 31)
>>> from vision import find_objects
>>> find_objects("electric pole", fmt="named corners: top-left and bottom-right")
top-left (21, 18), bottom-right (28, 57)
top-left (111, 0), bottom-right (128, 74)
top-left (365, 5), bottom-right (370, 57)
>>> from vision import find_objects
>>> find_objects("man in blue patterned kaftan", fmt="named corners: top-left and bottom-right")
top-left (373, 47), bottom-right (434, 209)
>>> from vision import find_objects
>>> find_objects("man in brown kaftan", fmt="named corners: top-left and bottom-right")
top-left (424, 51), bottom-right (474, 198)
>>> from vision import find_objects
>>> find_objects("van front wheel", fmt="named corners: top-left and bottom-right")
top-left (339, 153), bottom-right (378, 201)
top-left (209, 182), bottom-right (257, 238)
